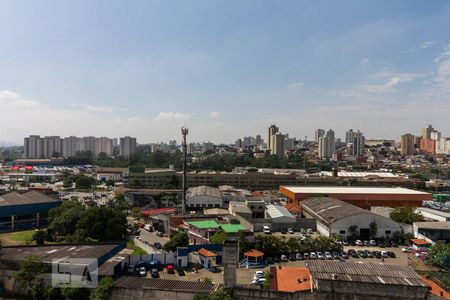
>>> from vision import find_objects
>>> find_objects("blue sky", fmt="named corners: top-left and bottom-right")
top-left (0, 1), bottom-right (449, 145)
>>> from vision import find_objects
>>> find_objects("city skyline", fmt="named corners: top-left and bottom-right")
top-left (1, 1), bottom-right (450, 145)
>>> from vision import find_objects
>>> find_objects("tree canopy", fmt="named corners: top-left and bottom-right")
top-left (390, 207), bottom-right (424, 224)
top-left (163, 232), bottom-right (189, 252)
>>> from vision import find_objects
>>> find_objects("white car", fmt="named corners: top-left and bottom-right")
top-left (370, 240), bottom-right (377, 246)
top-left (138, 266), bottom-right (147, 277)
top-left (127, 265), bottom-right (135, 273)
top-left (287, 228), bottom-right (294, 234)
top-left (251, 278), bottom-right (267, 285)
top-left (253, 271), bottom-right (265, 281)
top-left (262, 225), bottom-right (271, 234)
top-left (401, 247), bottom-right (414, 253)
top-left (310, 252), bottom-right (317, 259)
top-left (317, 252), bottom-right (325, 260)
top-left (355, 240), bottom-right (363, 246)
top-left (415, 252), bottom-right (428, 258)
top-left (324, 252), bottom-right (333, 260)
top-left (280, 254), bottom-right (288, 262)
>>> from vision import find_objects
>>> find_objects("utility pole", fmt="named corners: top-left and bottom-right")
top-left (181, 127), bottom-right (189, 215)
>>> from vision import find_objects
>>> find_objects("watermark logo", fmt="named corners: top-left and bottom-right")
top-left (51, 258), bottom-right (98, 288)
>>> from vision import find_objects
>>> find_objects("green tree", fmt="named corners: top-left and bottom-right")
top-left (13, 255), bottom-right (47, 299)
top-left (48, 201), bottom-right (85, 239)
top-left (428, 241), bottom-right (450, 268)
top-left (348, 225), bottom-right (359, 240)
top-left (209, 231), bottom-right (228, 244)
top-left (128, 178), bottom-right (144, 189)
top-left (75, 175), bottom-right (96, 190)
top-left (163, 232), bottom-right (189, 252)
top-left (390, 207), bottom-right (424, 224)
top-left (369, 221), bottom-right (378, 239)
top-left (32, 230), bottom-right (46, 245)
top-left (75, 206), bottom-right (127, 241)
top-left (90, 277), bottom-right (114, 300)
top-left (208, 288), bottom-right (232, 300)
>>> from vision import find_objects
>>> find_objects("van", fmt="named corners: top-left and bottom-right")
top-left (262, 225), bottom-right (271, 234)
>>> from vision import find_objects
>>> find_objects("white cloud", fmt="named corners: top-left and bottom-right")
top-left (420, 41), bottom-right (435, 49)
top-left (0, 90), bottom-right (39, 107)
top-left (154, 111), bottom-right (191, 121)
top-left (360, 58), bottom-right (370, 65)
top-left (70, 103), bottom-right (122, 113)
top-left (127, 116), bottom-right (142, 121)
top-left (435, 44), bottom-right (450, 63)
top-left (287, 82), bottom-right (304, 89)
top-left (208, 111), bottom-right (220, 118)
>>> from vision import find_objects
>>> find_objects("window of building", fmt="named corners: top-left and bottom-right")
top-left (385, 230), bottom-right (391, 235)
top-left (339, 230), bottom-right (345, 235)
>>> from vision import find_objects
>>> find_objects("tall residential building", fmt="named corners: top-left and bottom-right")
top-left (270, 132), bottom-right (285, 158)
top-left (430, 131), bottom-right (441, 141)
top-left (314, 129), bottom-right (325, 143)
top-left (400, 134), bottom-right (415, 156)
top-left (436, 138), bottom-right (450, 155)
top-left (352, 130), bottom-right (365, 157)
top-left (285, 135), bottom-right (295, 151)
top-left (119, 136), bottom-right (137, 157)
top-left (255, 135), bottom-right (262, 145)
top-left (318, 129), bottom-right (335, 159)
top-left (345, 129), bottom-right (355, 145)
top-left (24, 135), bottom-right (44, 159)
top-left (43, 136), bottom-right (62, 158)
top-left (83, 136), bottom-right (97, 155)
top-left (267, 125), bottom-right (279, 150)
top-left (62, 136), bottom-right (82, 157)
top-left (422, 125), bottom-right (434, 140)
top-left (96, 137), bottom-right (113, 156)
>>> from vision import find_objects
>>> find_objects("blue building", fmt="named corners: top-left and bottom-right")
top-left (0, 191), bottom-right (62, 232)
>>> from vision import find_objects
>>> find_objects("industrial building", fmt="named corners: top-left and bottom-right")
top-left (413, 221), bottom-right (450, 244)
top-left (280, 186), bottom-right (432, 209)
top-left (415, 207), bottom-right (450, 222)
top-left (301, 197), bottom-right (402, 239)
top-left (265, 204), bottom-right (296, 223)
top-left (308, 261), bottom-right (429, 300)
top-left (186, 185), bottom-right (223, 209)
top-left (0, 191), bottom-right (62, 232)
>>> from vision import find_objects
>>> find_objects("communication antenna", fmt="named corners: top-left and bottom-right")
top-left (181, 126), bottom-right (189, 215)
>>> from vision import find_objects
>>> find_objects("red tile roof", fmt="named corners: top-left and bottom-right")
top-left (410, 239), bottom-right (431, 246)
top-left (421, 276), bottom-right (450, 299)
top-left (141, 207), bottom-right (175, 217)
top-left (284, 202), bottom-right (301, 214)
top-left (270, 266), bottom-right (313, 292)
top-left (198, 248), bottom-right (217, 258)
top-left (244, 249), bottom-right (264, 257)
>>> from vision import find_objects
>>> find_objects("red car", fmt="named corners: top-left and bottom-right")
top-left (166, 264), bottom-right (175, 274)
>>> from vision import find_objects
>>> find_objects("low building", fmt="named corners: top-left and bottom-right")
top-left (308, 260), bottom-right (429, 299)
top-left (186, 186), bottom-right (223, 210)
top-left (269, 266), bottom-right (313, 293)
top-left (415, 207), bottom-right (450, 222)
top-left (0, 191), bottom-right (62, 232)
top-left (301, 197), bottom-right (402, 240)
top-left (413, 221), bottom-right (450, 244)
top-left (186, 220), bottom-right (246, 244)
top-left (265, 204), bottom-right (296, 223)
top-left (280, 186), bottom-right (433, 209)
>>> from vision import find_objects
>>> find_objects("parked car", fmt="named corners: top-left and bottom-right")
top-left (251, 278), bottom-right (267, 285)
top-left (387, 251), bottom-right (396, 258)
top-left (177, 269), bottom-right (185, 276)
top-left (381, 251), bottom-right (389, 258)
top-left (263, 225), bottom-right (271, 234)
top-left (365, 250), bottom-right (374, 258)
top-left (317, 252), bottom-right (325, 260)
top-left (303, 252), bottom-right (309, 260)
top-left (280, 254), bottom-right (288, 262)
top-left (324, 252), bottom-right (333, 260)
top-left (300, 228), bottom-right (306, 234)
top-left (127, 265), bottom-right (135, 273)
top-left (370, 240), bottom-right (377, 246)
top-left (401, 247), bottom-right (414, 253)
top-left (280, 228), bottom-right (287, 234)
top-left (166, 264), bottom-right (175, 274)
top-left (306, 228), bottom-right (313, 234)
top-left (357, 250), bottom-right (367, 258)
top-left (342, 240), bottom-right (349, 246)
top-left (355, 240), bottom-right (363, 246)
top-left (363, 240), bottom-right (370, 247)
top-left (138, 266), bottom-right (147, 277)
top-left (309, 252), bottom-right (317, 259)
top-left (156, 231), bottom-right (164, 237)
top-left (332, 252), bottom-right (340, 260)
top-left (341, 252), bottom-right (349, 259)
top-left (415, 251), bottom-right (428, 258)
top-left (296, 253), bottom-right (303, 260)
top-left (287, 228), bottom-right (294, 234)
top-left (154, 242), bottom-right (162, 249)
top-left (150, 268), bottom-right (159, 278)
top-left (253, 271), bottom-right (265, 281)
top-left (288, 253), bottom-right (296, 261)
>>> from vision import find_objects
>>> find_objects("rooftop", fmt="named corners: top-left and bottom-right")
top-left (188, 220), bottom-right (219, 229)
top-left (413, 222), bottom-right (450, 230)
top-left (421, 276), bottom-right (450, 299)
top-left (308, 260), bottom-right (427, 287)
top-left (198, 248), bottom-right (217, 257)
top-left (416, 207), bottom-right (450, 219)
top-left (244, 249), bottom-right (264, 257)
top-left (219, 223), bottom-right (246, 233)
top-left (114, 276), bottom-right (222, 293)
top-left (266, 204), bottom-right (295, 220)
top-left (281, 186), bottom-right (431, 195)
top-left (301, 197), bottom-right (380, 226)
top-left (0, 243), bottom-right (121, 263)
top-left (0, 191), bottom-right (60, 206)
top-left (187, 185), bottom-right (222, 199)
top-left (270, 266), bottom-right (313, 293)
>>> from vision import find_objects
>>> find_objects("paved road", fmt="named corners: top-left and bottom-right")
top-left (138, 229), bottom-right (169, 248)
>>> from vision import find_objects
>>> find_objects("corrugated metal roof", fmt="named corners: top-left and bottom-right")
top-left (114, 276), bottom-right (222, 293)
top-left (301, 197), bottom-right (374, 225)
top-left (0, 191), bottom-right (59, 206)
top-left (282, 186), bottom-right (431, 195)
top-left (187, 185), bottom-right (222, 199)
top-left (309, 261), bottom-right (426, 287)
top-left (266, 204), bottom-right (295, 220)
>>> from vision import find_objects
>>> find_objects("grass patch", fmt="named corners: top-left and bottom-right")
top-left (126, 240), bottom-right (147, 255)
top-left (0, 230), bottom-right (35, 246)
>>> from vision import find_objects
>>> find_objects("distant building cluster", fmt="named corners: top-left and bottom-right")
top-left (23, 135), bottom-right (137, 158)
top-left (401, 124), bottom-right (449, 156)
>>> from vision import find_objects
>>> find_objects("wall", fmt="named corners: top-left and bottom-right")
top-left (234, 213), bottom-right (316, 232)
top-left (127, 252), bottom-right (175, 266)
top-left (331, 214), bottom-right (402, 239)
top-left (233, 286), bottom-right (316, 300)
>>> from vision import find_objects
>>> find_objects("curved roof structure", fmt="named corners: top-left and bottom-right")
top-left (301, 197), bottom-right (381, 226)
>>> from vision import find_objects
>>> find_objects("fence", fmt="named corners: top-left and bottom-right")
top-left (127, 252), bottom-right (176, 266)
